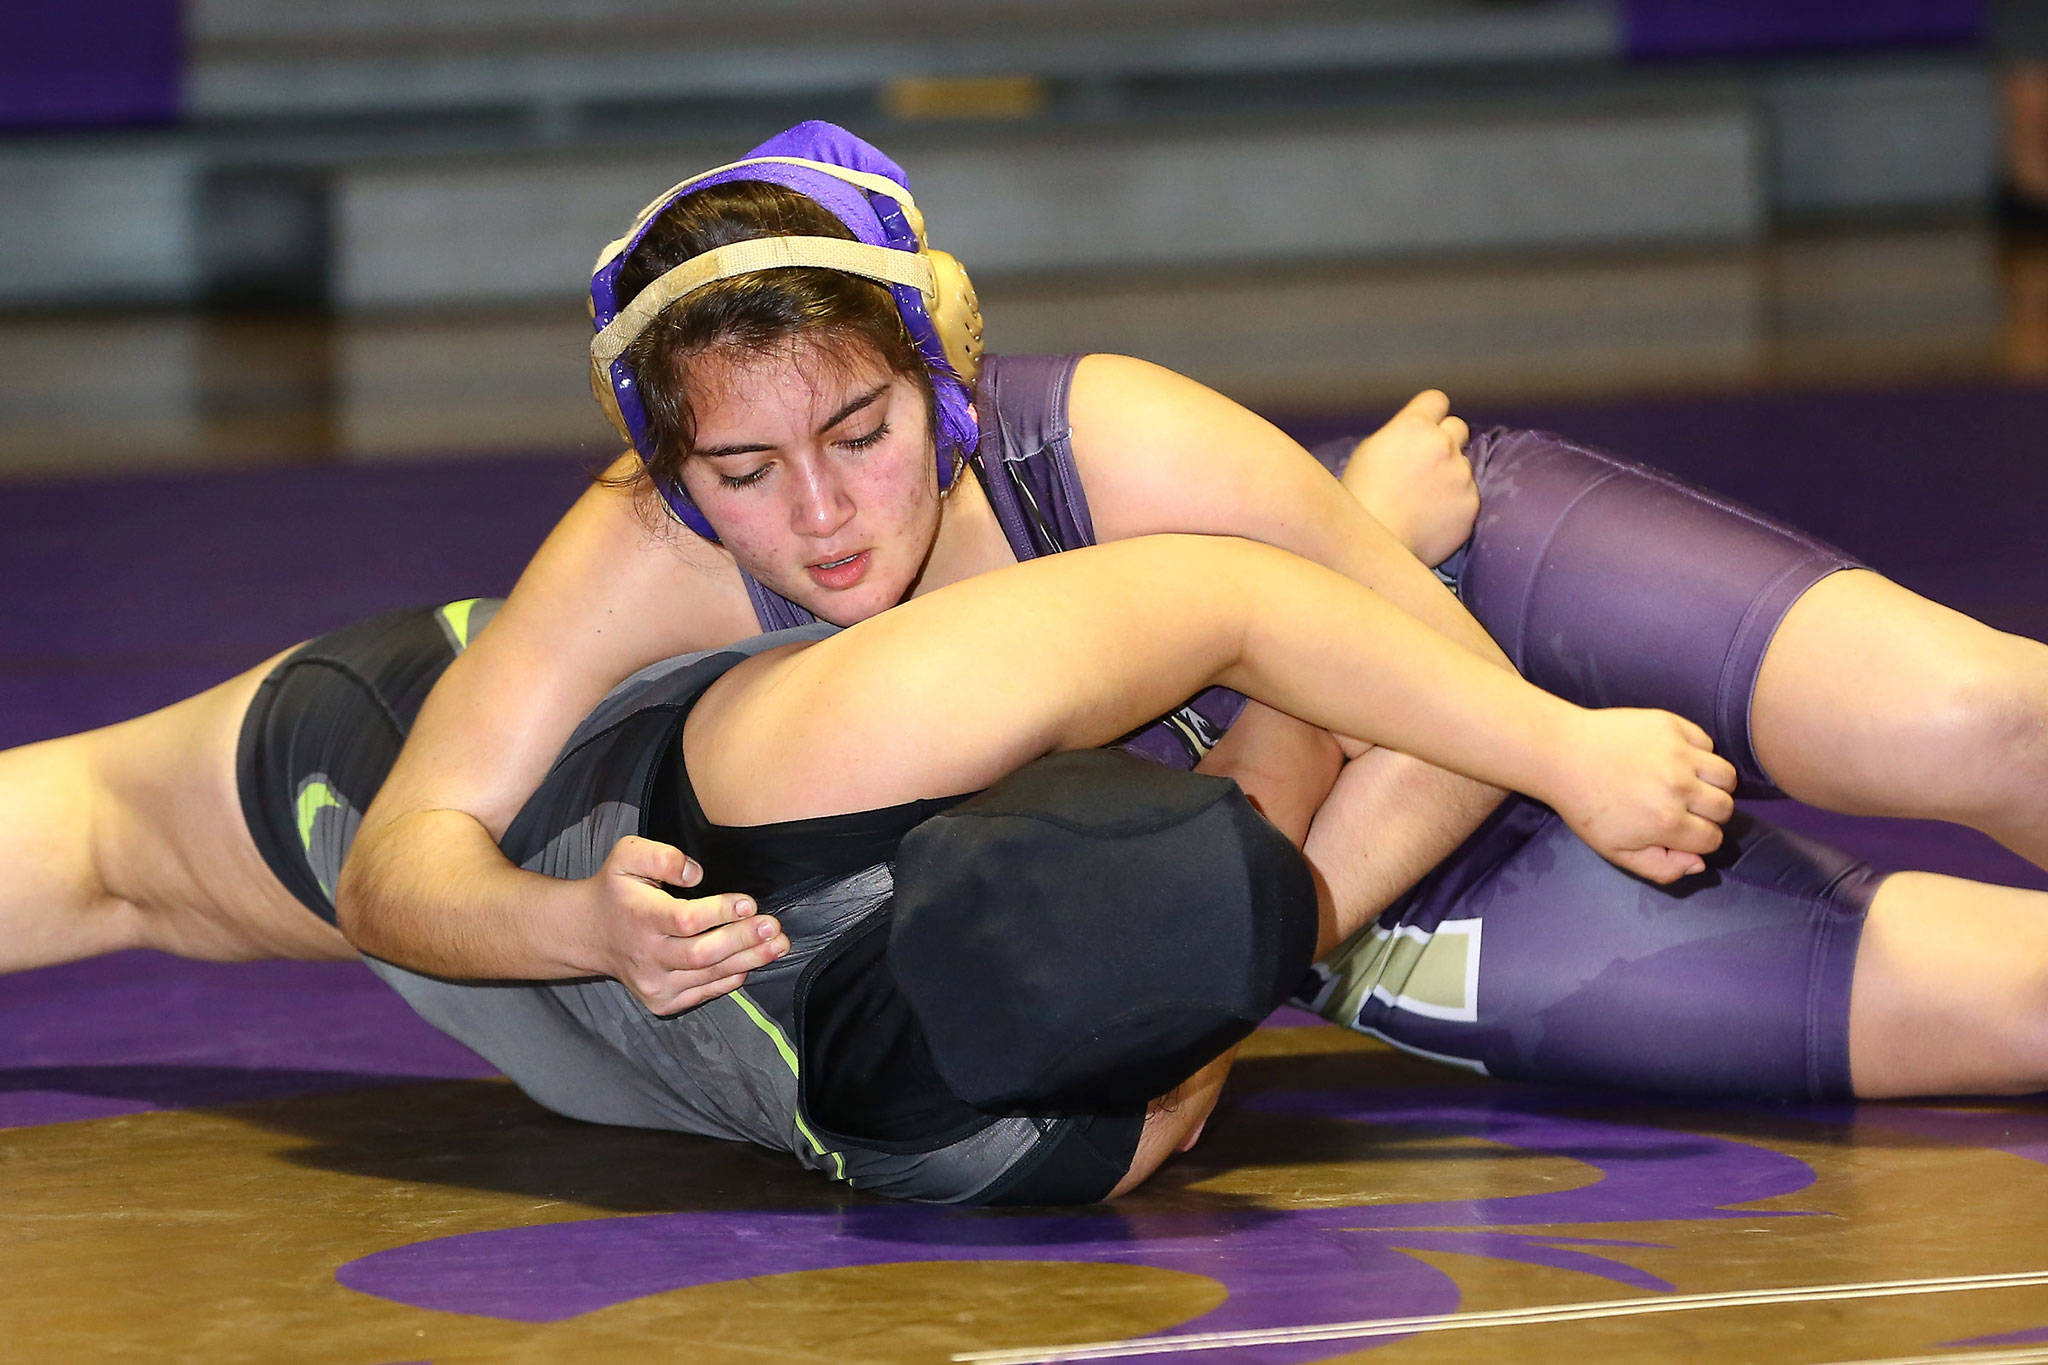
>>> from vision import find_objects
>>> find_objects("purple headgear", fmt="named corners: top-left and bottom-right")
top-left (588, 122), bottom-right (983, 540)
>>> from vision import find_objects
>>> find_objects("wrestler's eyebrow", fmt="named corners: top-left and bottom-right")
top-left (693, 385), bottom-right (889, 459)
top-left (819, 384), bottom-right (888, 432)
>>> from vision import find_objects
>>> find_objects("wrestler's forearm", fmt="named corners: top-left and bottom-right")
top-left (1193, 667), bottom-right (1506, 960)
top-left (336, 809), bottom-right (599, 979)
top-left (1193, 702), bottom-right (1348, 953)
top-left (697, 533), bottom-right (1726, 891)
top-left (1193, 543), bottom-right (1582, 804)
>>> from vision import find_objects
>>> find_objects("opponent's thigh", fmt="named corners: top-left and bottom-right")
top-left (1752, 569), bottom-right (2048, 831)
top-left (1325, 427), bottom-right (1859, 787)
top-left (86, 653), bottom-right (351, 963)
top-left (0, 728), bottom-right (142, 970)
top-left (1306, 804), bottom-right (1872, 1101)
top-left (1847, 870), bottom-right (2048, 1097)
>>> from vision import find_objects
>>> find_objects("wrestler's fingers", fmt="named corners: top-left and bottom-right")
top-left (1664, 811), bottom-right (1726, 856)
top-left (1399, 388), bottom-right (1451, 424)
top-left (1689, 783), bottom-right (1737, 825)
top-left (652, 912), bottom-right (786, 973)
top-left (1623, 845), bottom-right (1708, 884)
top-left (608, 834), bottom-right (701, 889)
top-left (1669, 715), bottom-right (1714, 752)
top-left (648, 970), bottom-right (751, 1017)
top-left (657, 890), bottom-right (761, 935)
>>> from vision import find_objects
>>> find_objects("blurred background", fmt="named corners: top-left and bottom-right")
top-left (0, 0), bottom-right (2035, 479)
top-left (8, 5), bottom-right (2048, 897)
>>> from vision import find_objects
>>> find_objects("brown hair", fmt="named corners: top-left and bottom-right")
top-left (609, 180), bottom-right (939, 503)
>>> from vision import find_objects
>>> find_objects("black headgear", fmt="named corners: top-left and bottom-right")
top-left (888, 749), bottom-right (1321, 1112)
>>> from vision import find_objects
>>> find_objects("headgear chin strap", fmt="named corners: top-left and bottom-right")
top-left (588, 122), bottom-right (985, 540)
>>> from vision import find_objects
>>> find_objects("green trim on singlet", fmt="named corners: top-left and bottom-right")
top-left (295, 780), bottom-right (342, 853)
top-left (439, 598), bottom-right (483, 649)
top-left (728, 988), bottom-right (847, 1180)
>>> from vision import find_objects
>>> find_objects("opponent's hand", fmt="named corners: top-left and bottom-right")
top-left (1544, 709), bottom-right (1738, 884)
top-left (584, 835), bottom-right (787, 1015)
top-left (1341, 389), bottom-right (1478, 568)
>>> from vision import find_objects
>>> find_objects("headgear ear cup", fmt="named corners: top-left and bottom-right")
top-left (925, 249), bottom-right (984, 388)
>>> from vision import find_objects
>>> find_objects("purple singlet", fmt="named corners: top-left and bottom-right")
top-left (745, 356), bottom-right (1883, 1103)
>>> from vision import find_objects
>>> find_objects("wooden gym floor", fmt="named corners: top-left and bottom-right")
top-left (4, 223), bottom-right (2047, 1362)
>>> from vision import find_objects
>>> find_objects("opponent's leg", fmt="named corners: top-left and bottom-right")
top-left (1188, 697), bottom-right (1504, 953)
top-left (0, 729), bottom-right (144, 968)
top-left (1335, 426), bottom-right (2048, 867)
top-left (1302, 803), bottom-right (1876, 1100)
top-left (0, 654), bottom-right (350, 972)
top-left (1302, 748), bottom-right (1507, 949)
top-left (1753, 570), bottom-right (2048, 866)
top-left (1848, 870), bottom-right (2048, 1096)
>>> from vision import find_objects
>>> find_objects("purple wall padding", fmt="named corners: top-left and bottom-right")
top-left (0, 1), bottom-right (183, 133)
top-left (1625, 0), bottom-right (1986, 59)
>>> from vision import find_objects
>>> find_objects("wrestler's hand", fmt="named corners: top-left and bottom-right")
top-left (586, 835), bottom-right (788, 1015)
top-left (1546, 709), bottom-right (1738, 884)
top-left (1340, 389), bottom-right (1477, 568)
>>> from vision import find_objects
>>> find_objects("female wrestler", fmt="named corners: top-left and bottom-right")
top-left (337, 121), bottom-right (2048, 1030)
top-left (0, 533), bottom-right (1738, 1201)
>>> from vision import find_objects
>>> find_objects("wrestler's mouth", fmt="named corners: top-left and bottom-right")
top-left (807, 549), bottom-right (871, 591)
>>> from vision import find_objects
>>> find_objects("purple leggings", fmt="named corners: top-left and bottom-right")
top-left (1301, 428), bottom-right (1877, 1101)
top-left (1313, 427), bottom-right (1865, 790)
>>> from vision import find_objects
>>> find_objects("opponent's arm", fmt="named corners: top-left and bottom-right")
top-left (337, 460), bottom-right (787, 1011)
top-left (1067, 355), bottom-right (1505, 669)
top-left (1068, 358), bottom-right (1508, 926)
top-left (688, 535), bottom-right (1736, 884)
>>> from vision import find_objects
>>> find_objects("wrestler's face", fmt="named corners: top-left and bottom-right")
top-left (679, 340), bottom-right (943, 626)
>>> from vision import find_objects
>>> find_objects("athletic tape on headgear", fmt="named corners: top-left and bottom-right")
top-left (885, 750), bottom-right (1322, 1114)
top-left (588, 121), bottom-right (984, 540)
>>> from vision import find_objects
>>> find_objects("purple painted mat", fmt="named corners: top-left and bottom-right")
top-left (6, 382), bottom-right (2048, 1127)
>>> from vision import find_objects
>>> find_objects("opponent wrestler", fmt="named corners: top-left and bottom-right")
top-left (336, 123), bottom-right (2048, 1061)
top-left (0, 532), bottom-right (1738, 1201)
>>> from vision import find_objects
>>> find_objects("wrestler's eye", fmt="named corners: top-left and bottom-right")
top-left (717, 465), bottom-right (772, 490)
top-left (840, 420), bottom-right (890, 451)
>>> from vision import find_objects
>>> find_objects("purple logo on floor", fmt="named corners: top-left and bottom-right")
top-left (336, 1087), bottom-right (1826, 1359)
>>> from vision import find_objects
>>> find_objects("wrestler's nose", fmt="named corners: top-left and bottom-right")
top-left (787, 454), bottom-right (855, 538)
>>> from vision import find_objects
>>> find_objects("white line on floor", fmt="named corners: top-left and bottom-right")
top-left (1822, 1349), bottom-right (2048, 1365)
top-left (953, 1270), bottom-right (2048, 1364)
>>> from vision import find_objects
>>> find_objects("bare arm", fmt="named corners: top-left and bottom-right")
top-left (1066, 359), bottom-right (1510, 929)
top-left (685, 534), bottom-right (1736, 1200)
top-left (336, 460), bottom-right (787, 1009)
top-left (1292, 390), bottom-right (1501, 944)
top-left (1067, 356), bottom-right (1506, 671)
top-left (687, 535), bottom-right (1735, 883)
top-left (1195, 699), bottom-right (1344, 849)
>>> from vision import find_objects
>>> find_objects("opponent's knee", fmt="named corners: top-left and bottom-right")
top-left (1908, 643), bottom-right (2048, 813)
